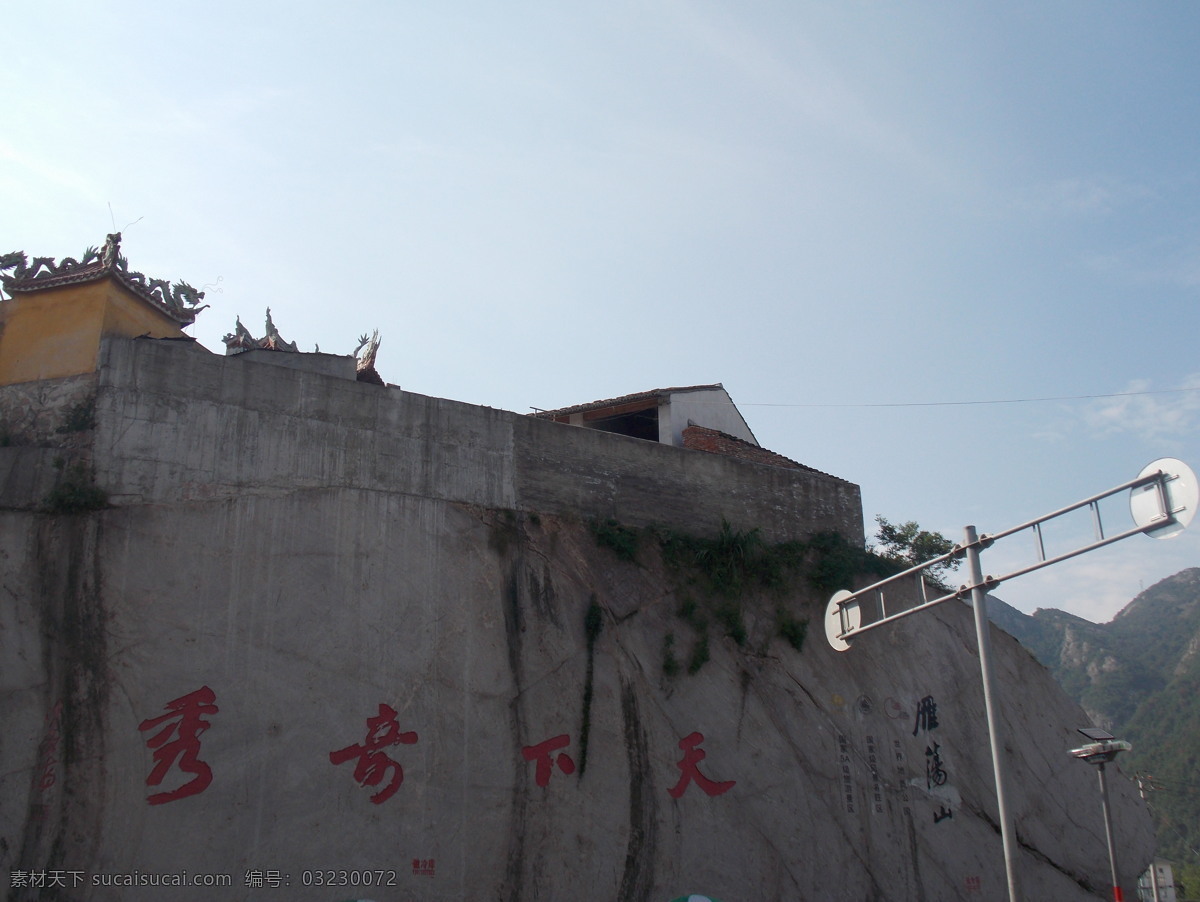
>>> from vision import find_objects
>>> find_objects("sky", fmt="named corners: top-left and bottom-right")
top-left (3, 1), bottom-right (1198, 623)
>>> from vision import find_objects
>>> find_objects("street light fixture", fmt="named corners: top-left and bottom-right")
top-left (1069, 728), bottom-right (1132, 902)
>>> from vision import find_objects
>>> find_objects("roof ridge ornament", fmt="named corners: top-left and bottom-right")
top-left (354, 330), bottom-right (384, 385)
top-left (102, 231), bottom-right (121, 268)
top-left (0, 233), bottom-right (209, 325)
top-left (222, 307), bottom-right (300, 354)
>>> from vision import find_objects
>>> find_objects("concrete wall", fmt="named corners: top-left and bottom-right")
top-left (0, 372), bottom-right (97, 446)
top-left (88, 338), bottom-right (863, 543)
top-left (0, 335), bottom-right (1155, 901)
top-left (225, 348), bottom-right (358, 380)
top-left (0, 500), bottom-right (1155, 902)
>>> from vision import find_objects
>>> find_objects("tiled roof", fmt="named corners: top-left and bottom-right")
top-left (6, 261), bottom-right (197, 324)
top-left (682, 424), bottom-right (847, 481)
top-left (2, 236), bottom-right (204, 326)
top-left (530, 384), bottom-right (726, 419)
top-left (4, 259), bottom-right (106, 292)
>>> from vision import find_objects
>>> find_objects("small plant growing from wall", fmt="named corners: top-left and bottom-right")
top-left (56, 396), bottom-right (97, 434)
top-left (677, 596), bottom-right (707, 631)
top-left (659, 520), bottom-right (809, 669)
top-left (776, 608), bottom-right (808, 652)
top-left (590, 518), bottom-right (640, 563)
top-left (44, 459), bottom-right (108, 513)
top-left (715, 599), bottom-right (748, 647)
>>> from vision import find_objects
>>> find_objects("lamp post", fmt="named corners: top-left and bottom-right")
top-left (1069, 729), bottom-right (1132, 902)
top-left (824, 458), bottom-right (1197, 902)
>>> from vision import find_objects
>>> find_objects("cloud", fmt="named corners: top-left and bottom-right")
top-left (989, 528), bottom-right (1200, 623)
top-left (0, 139), bottom-right (104, 205)
top-left (1015, 176), bottom-right (1154, 217)
top-left (1082, 374), bottom-right (1200, 440)
top-left (1080, 235), bottom-right (1200, 290)
top-left (1150, 237), bottom-right (1200, 289)
top-left (660, 0), bottom-right (960, 192)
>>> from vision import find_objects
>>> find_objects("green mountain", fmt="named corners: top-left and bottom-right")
top-left (990, 568), bottom-right (1200, 886)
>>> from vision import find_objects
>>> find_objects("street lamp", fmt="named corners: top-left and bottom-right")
top-left (825, 458), bottom-right (1197, 902)
top-left (1069, 728), bottom-right (1132, 902)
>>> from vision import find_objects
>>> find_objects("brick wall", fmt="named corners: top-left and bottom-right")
top-left (683, 424), bottom-right (832, 477)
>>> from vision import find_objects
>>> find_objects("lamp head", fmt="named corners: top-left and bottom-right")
top-left (1069, 739), bottom-right (1131, 764)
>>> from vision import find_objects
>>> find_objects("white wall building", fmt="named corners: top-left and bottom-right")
top-left (1138, 859), bottom-right (1178, 902)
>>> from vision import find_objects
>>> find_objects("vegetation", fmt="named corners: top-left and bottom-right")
top-left (997, 568), bottom-right (1200, 884)
top-left (588, 516), bottom-right (952, 675)
top-left (1123, 640), bottom-right (1200, 881)
top-left (44, 460), bottom-right (108, 513)
top-left (872, 515), bottom-right (960, 587)
top-left (590, 518), bottom-right (640, 563)
top-left (587, 515), bottom-right (958, 676)
top-left (677, 596), bottom-right (706, 631)
top-left (777, 608), bottom-right (808, 652)
top-left (659, 520), bottom-right (811, 671)
top-left (56, 396), bottom-right (97, 434)
top-left (806, 529), bottom-right (892, 594)
top-left (657, 519), bottom-right (896, 600)
top-left (1178, 861), bottom-right (1200, 901)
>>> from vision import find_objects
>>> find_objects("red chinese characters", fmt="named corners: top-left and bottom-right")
top-left (521, 734), bottom-right (576, 787)
top-left (129, 686), bottom-right (742, 810)
top-left (138, 686), bottom-right (219, 805)
top-left (330, 703), bottom-right (418, 804)
top-left (412, 858), bottom-right (436, 877)
top-left (667, 731), bottom-right (735, 798)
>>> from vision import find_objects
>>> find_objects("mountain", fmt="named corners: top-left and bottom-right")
top-left (990, 568), bottom-right (1200, 882)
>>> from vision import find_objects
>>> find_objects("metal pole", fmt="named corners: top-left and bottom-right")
top-left (1097, 762), bottom-right (1123, 902)
top-left (1137, 775), bottom-right (1160, 902)
top-left (965, 525), bottom-right (1020, 902)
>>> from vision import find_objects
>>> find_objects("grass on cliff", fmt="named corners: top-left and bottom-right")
top-left (589, 516), bottom-right (893, 674)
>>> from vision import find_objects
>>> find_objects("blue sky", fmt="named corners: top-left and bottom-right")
top-left (4, 1), bottom-right (1198, 622)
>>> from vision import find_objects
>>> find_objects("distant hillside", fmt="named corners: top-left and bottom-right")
top-left (990, 568), bottom-right (1200, 880)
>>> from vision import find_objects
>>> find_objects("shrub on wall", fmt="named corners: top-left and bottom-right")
top-left (44, 460), bottom-right (107, 513)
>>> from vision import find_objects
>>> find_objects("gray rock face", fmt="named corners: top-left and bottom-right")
top-left (1, 339), bottom-right (1152, 901)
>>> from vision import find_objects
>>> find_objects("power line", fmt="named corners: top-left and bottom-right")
top-left (740, 386), bottom-right (1200, 410)
top-left (1143, 779), bottom-right (1200, 796)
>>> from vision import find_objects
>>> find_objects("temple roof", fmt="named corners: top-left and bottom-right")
top-left (0, 233), bottom-right (208, 326)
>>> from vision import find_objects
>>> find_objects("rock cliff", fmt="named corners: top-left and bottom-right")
top-left (0, 338), bottom-right (1154, 901)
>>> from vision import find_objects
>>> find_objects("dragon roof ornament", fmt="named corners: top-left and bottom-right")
top-left (0, 233), bottom-right (208, 325)
top-left (222, 308), bottom-right (300, 355)
top-left (354, 330), bottom-right (384, 385)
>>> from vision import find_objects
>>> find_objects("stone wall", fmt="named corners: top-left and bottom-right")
top-left (87, 337), bottom-right (863, 543)
top-left (0, 500), bottom-right (1154, 901)
top-left (0, 335), bottom-right (1154, 901)
top-left (0, 372), bottom-right (97, 446)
